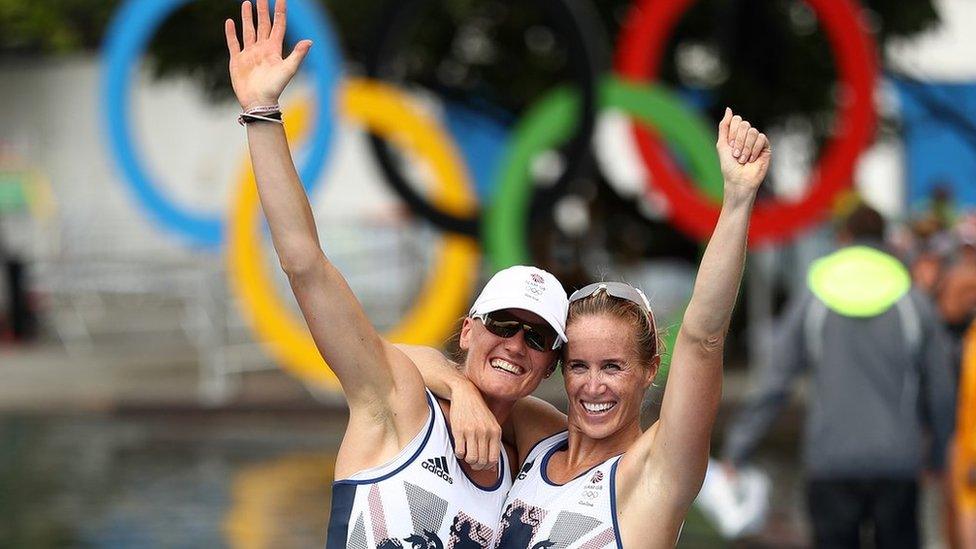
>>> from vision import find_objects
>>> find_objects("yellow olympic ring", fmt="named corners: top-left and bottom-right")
top-left (228, 79), bottom-right (480, 391)
top-left (224, 452), bottom-right (335, 548)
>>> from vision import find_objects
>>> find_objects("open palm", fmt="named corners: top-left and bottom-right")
top-left (225, 0), bottom-right (311, 111)
top-left (716, 108), bottom-right (771, 192)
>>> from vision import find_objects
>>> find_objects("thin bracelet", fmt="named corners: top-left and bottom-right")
top-left (239, 112), bottom-right (283, 125)
top-left (238, 104), bottom-right (283, 126)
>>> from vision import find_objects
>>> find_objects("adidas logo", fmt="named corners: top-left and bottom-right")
top-left (517, 460), bottom-right (534, 481)
top-left (422, 456), bottom-right (454, 484)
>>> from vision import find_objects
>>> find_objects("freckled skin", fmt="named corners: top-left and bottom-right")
top-left (459, 308), bottom-right (559, 407)
top-left (562, 314), bottom-right (655, 445)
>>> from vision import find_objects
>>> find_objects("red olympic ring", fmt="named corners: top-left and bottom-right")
top-left (615, 0), bottom-right (878, 246)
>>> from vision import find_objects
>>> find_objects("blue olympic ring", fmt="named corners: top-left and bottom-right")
top-left (101, 0), bottom-right (341, 248)
top-left (441, 101), bottom-right (508, 203)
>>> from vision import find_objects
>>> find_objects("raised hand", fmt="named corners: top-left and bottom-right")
top-left (225, 0), bottom-right (311, 110)
top-left (716, 108), bottom-right (771, 193)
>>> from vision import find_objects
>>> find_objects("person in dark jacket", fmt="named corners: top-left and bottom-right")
top-left (722, 204), bottom-right (957, 548)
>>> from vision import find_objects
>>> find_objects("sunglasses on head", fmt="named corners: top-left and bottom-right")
top-left (472, 311), bottom-right (561, 352)
top-left (569, 282), bottom-right (657, 331)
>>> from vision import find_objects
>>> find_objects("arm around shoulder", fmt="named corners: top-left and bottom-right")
top-left (508, 395), bottom-right (567, 463)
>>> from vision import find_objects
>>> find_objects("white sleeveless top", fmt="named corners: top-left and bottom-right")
top-left (327, 390), bottom-right (512, 549)
top-left (494, 431), bottom-right (623, 549)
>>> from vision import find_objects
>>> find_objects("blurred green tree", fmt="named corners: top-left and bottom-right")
top-left (0, 0), bottom-right (938, 125)
top-left (0, 0), bottom-right (118, 53)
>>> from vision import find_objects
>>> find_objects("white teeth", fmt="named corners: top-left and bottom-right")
top-left (582, 401), bottom-right (616, 413)
top-left (490, 358), bottom-right (523, 375)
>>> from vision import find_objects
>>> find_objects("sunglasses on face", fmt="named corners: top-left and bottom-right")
top-left (568, 282), bottom-right (657, 332)
top-left (472, 311), bottom-right (561, 352)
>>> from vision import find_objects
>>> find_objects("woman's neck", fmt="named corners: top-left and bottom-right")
top-left (482, 394), bottom-right (517, 426)
top-left (558, 418), bottom-right (643, 475)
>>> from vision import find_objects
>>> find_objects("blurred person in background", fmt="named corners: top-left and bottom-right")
top-left (722, 203), bottom-right (957, 549)
top-left (905, 210), bottom-right (976, 547)
top-left (0, 220), bottom-right (33, 343)
top-left (941, 215), bottom-right (976, 548)
top-left (0, 140), bottom-right (37, 343)
top-left (905, 186), bottom-right (959, 298)
top-left (923, 185), bottom-right (958, 234)
top-left (225, 2), bottom-right (577, 546)
top-left (936, 231), bottom-right (976, 372)
top-left (908, 240), bottom-right (946, 298)
top-left (953, 320), bottom-right (976, 548)
top-left (0, 218), bottom-right (8, 339)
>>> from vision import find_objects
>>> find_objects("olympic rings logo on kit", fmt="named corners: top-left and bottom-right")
top-left (101, 0), bottom-right (878, 392)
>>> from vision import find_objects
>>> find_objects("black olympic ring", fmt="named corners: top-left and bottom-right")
top-left (363, 0), bottom-right (600, 236)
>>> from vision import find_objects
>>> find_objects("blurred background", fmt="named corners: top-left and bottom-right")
top-left (1, 0), bottom-right (975, 546)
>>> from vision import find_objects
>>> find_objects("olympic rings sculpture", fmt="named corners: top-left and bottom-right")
top-left (363, 0), bottom-right (600, 237)
top-left (485, 76), bottom-right (723, 271)
top-left (229, 82), bottom-right (480, 391)
top-left (101, 0), bottom-right (879, 390)
top-left (102, 0), bottom-right (341, 248)
top-left (616, 0), bottom-right (878, 246)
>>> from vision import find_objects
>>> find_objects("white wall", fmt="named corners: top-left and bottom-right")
top-left (0, 55), bottom-right (403, 261)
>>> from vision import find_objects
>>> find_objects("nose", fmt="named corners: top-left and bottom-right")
top-left (502, 329), bottom-right (529, 356)
top-left (585, 370), bottom-right (606, 394)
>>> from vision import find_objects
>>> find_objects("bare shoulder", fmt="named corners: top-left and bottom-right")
top-left (510, 396), bottom-right (567, 463)
top-left (614, 424), bottom-right (691, 548)
top-left (334, 343), bottom-right (431, 479)
top-left (612, 422), bottom-right (697, 548)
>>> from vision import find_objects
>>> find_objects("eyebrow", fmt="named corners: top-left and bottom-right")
top-left (566, 357), bottom-right (628, 365)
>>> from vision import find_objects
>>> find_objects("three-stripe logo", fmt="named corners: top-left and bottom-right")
top-left (422, 456), bottom-right (454, 484)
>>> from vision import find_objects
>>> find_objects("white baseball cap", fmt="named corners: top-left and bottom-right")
top-left (469, 265), bottom-right (569, 348)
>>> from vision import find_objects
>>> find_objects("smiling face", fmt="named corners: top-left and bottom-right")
top-left (458, 308), bottom-right (559, 404)
top-left (562, 313), bottom-right (656, 441)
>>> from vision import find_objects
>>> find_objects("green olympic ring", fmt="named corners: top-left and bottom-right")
top-left (486, 76), bottom-right (723, 270)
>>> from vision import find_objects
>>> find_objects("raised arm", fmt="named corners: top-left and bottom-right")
top-left (621, 109), bottom-right (770, 510)
top-left (226, 1), bottom-right (425, 438)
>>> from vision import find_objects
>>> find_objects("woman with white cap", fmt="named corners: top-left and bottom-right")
top-left (422, 109), bottom-right (771, 548)
top-left (225, 2), bottom-right (573, 547)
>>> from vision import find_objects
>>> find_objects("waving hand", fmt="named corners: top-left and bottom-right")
top-left (225, 0), bottom-right (311, 110)
top-left (224, 0), bottom-right (430, 477)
